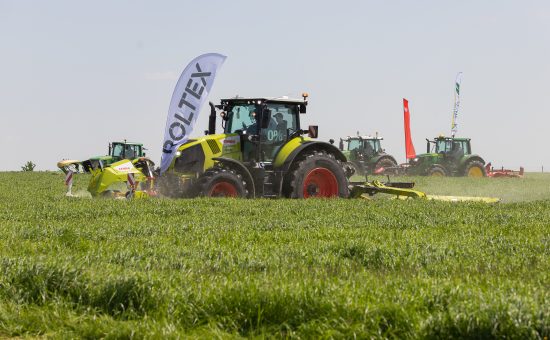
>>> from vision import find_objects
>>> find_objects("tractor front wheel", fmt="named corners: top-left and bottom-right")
top-left (196, 167), bottom-right (248, 197)
top-left (427, 165), bottom-right (448, 177)
top-left (288, 151), bottom-right (349, 198)
top-left (464, 161), bottom-right (487, 177)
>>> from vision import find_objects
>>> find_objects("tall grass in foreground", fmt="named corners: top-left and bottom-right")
top-left (0, 172), bottom-right (548, 338)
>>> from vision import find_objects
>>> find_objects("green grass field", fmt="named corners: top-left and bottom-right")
top-left (0, 172), bottom-right (548, 338)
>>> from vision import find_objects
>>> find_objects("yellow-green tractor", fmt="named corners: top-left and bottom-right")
top-left (159, 94), bottom-right (351, 198)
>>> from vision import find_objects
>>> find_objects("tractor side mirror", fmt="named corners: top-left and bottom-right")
top-left (329, 139), bottom-right (334, 145)
top-left (261, 109), bottom-right (271, 129)
top-left (308, 125), bottom-right (319, 138)
top-left (339, 139), bottom-right (344, 150)
top-left (299, 104), bottom-right (307, 113)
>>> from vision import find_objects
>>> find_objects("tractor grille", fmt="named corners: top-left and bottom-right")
top-left (206, 139), bottom-right (221, 154)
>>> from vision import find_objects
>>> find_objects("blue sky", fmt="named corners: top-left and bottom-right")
top-left (1, 0), bottom-right (549, 170)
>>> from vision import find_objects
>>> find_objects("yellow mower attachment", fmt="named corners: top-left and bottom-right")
top-left (57, 160), bottom-right (84, 174)
top-left (349, 180), bottom-right (426, 199)
top-left (349, 180), bottom-right (500, 202)
top-left (86, 158), bottom-right (156, 198)
top-left (426, 195), bottom-right (500, 203)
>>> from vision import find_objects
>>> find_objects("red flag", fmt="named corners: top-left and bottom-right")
top-left (403, 98), bottom-right (416, 159)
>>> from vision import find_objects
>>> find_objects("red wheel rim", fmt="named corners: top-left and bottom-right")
top-left (303, 167), bottom-right (339, 198)
top-left (209, 181), bottom-right (238, 197)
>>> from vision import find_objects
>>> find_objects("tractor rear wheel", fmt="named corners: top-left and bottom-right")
top-left (288, 151), bottom-right (349, 198)
top-left (374, 157), bottom-right (398, 175)
top-left (196, 167), bottom-right (248, 197)
top-left (427, 165), bottom-right (448, 177)
top-left (464, 160), bottom-right (487, 177)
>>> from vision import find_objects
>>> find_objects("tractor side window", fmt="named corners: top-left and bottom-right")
top-left (132, 145), bottom-right (141, 158)
top-left (125, 145), bottom-right (135, 159)
top-left (365, 140), bottom-right (379, 154)
top-left (226, 105), bottom-right (258, 134)
top-left (461, 141), bottom-right (471, 154)
top-left (112, 144), bottom-right (124, 158)
top-left (262, 104), bottom-right (297, 144)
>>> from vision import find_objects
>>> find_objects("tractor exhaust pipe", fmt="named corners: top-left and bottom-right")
top-left (208, 102), bottom-right (216, 135)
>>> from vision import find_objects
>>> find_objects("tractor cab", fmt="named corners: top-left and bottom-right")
top-left (428, 136), bottom-right (471, 158)
top-left (109, 142), bottom-right (145, 161)
top-left (218, 96), bottom-right (307, 162)
top-left (341, 136), bottom-right (383, 158)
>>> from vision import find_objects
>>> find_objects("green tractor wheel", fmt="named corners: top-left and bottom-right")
top-left (464, 160), bottom-right (487, 177)
top-left (374, 157), bottom-right (398, 175)
top-left (288, 151), bottom-right (349, 198)
top-left (427, 165), bottom-right (448, 177)
top-left (196, 167), bottom-right (249, 198)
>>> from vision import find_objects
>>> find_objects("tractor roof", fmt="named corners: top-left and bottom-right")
top-left (112, 141), bottom-right (143, 146)
top-left (433, 136), bottom-right (470, 142)
top-left (345, 135), bottom-right (383, 140)
top-left (221, 96), bottom-right (305, 105)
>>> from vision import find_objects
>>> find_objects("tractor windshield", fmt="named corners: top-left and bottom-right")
top-left (347, 139), bottom-right (361, 151)
top-left (434, 140), bottom-right (452, 154)
top-left (111, 143), bottom-right (141, 159)
top-left (225, 104), bottom-right (259, 134)
top-left (112, 143), bottom-right (124, 158)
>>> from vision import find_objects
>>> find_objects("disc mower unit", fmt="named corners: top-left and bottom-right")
top-left (348, 179), bottom-right (499, 202)
top-left (86, 157), bottom-right (156, 198)
top-left (406, 136), bottom-right (487, 177)
top-left (338, 135), bottom-right (398, 176)
top-left (485, 163), bottom-right (524, 178)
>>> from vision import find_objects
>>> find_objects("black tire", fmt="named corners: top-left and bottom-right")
top-left (427, 165), bottom-right (448, 177)
top-left (463, 160), bottom-right (487, 177)
top-left (288, 151), bottom-right (349, 198)
top-left (196, 167), bottom-right (248, 197)
top-left (373, 157), bottom-right (398, 175)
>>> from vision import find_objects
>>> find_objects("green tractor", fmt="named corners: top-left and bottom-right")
top-left (338, 135), bottom-right (398, 176)
top-left (407, 135), bottom-right (487, 177)
top-left (57, 141), bottom-right (148, 174)
top-left (89, 141), bottom-right (146, 167)
top-left (159, 94), bottom-right (351, 198)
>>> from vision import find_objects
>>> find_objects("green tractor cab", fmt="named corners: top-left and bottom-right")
top-left (339, 135), bottom-right (398, 175)
top-left (87, 141), bottom-right (146, 167)
top-left (407, 136), bottom-right (487, 177)
top-left (160, 94), bottom-right (351, 198)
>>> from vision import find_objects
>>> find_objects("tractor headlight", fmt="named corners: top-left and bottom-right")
top-left (176, 151), bottom-right (182, 157)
